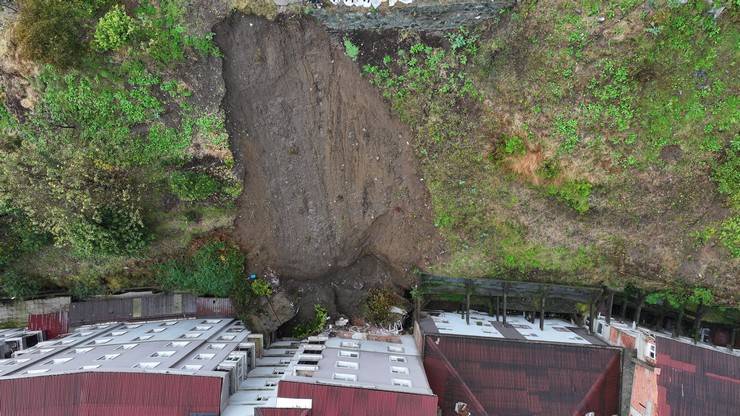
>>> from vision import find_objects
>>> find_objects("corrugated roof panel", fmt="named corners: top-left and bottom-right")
top-left (277, 380), bottom-right (437, 416)
top-left (656, 336), bottom-right (740, 416)
top-left (0, 371), bottom-right (223, 415)
top-left (426, 335), bottom-right (621, 416)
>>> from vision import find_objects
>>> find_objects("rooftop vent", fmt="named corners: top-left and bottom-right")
top-left (340, 341), bottom-right (360, 349)
top-left (147, 328), bottom-right (166, 333)
top-left (80, 365), bottom-right (100, 370)
top-left (392, 378), bottom-right (412, 387)
top-left (134, 335), bottom-right (153, 341)
top-left (110, 331), bottom-right (127, 336)
top-left (389, 355), bottom-right (407, 363)
top-left (208, 343), bottom-right (226, 350)
top-left (182, 364), bottom-right (202, 371)
top-left (193, 325), bottom-right (212, 331)
top-left (134, 362), bottom-right (160, 369)
top-left (387, 345), bottom-right (404, 353)
top-left (25, 369), bottom-right (49, 375)
top-left (336, 361), bottom-right (359, 369)
top-left (160, 321), bottom-right (177, 326)
top-left (195, 353), bottom-right (215, 360)
top-left (73, 347), bottom-right (93, 354)
top-left (150, 351), bottom-right (176, 358)
top-left (91, 338), bottom-right (112, 345)
top-left (98, 354), bottom-right (120, 361)
top-left (117, 344), bottom-right (138, 350)
top-left (168, 341), bottom-right (190, 347)
top-left (333, 373), bottom-right (357, 382)
top-left (180, 333), bottom-right (202, 339)
top-left (391, 366), bottom-right (409, 375)
top-left (45, 358), bottom-right (72, 365)
top-left (338, 350), bottom-right (359, 358)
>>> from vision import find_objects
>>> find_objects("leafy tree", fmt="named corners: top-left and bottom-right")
top-left (0, 270), bottom-right (41, 299)
top-left (94, 4), bottom-right (135, 51)
top-left (170, 171), bottom-right (219, 202)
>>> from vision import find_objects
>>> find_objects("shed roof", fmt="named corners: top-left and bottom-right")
top-left (656, 336), bottom-right (740, 415)
top-left (422, 335), bottom-right (621, 416)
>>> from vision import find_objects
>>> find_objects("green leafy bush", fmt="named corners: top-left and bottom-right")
top-left (14, 0), bottom-right (109, 67)
top-left (364, 288), bottom-right (398, 326)
top-left (155, 241), bottom-right (245, 297)
top-left (0, 270), bottom-right (41, 300)
top-left (293, 304), bottom-right (328, 339)
top-left (94, 5), bottom-right (135, 51)
top-left (547, 180), bottom-right (592, 213)
top-left (503, 136), bottom-right (526, 155)
top-left (344, 37), bottom-right (359, 61)
top-left (68, 271), bottom-right (103, 300)
top-left (250, 278), bottom-right (272, 297)
top-left (170, 171), bottom-right (220, 201)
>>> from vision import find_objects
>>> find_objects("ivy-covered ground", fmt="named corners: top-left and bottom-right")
top-left (350, 0), bottom-right (738, 306)
top-left (0, 0), bottom-right (241, 300)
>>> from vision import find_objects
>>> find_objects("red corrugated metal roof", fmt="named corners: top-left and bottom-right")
top-left (277, 380), bottom-right (438, 416)
top-left (27, 310), bottom-right (69, 340)
top-left (0, 371), bottom-right (223, 416)
top-left (425, 335), bottom-right (621, 416)
top-left (656, 336), bottom-right (740, 415)
top-left (424, 338), bottom-right (487, 416)
top-left (254, 408), bottom-right (311, 416)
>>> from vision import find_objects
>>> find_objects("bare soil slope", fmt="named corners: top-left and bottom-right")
top-left (215, 14), bottom-right (441, 310)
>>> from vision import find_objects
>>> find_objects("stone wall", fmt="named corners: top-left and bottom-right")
top-left (0, 297), bottom-right (71, 324)
top-left (312, 0), bottom-right (516, 31)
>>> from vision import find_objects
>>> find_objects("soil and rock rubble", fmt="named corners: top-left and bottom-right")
top-left (214, 14), bottom-right (442, 321)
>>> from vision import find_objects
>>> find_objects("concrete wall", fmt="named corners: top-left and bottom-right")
top-left (0, 297), bottom-right (70, 323)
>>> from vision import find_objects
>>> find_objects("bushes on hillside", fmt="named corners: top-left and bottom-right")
top-left (170, 171), bottom-right (220, 202)
top-left (94, 4), bottom-right (136, 51)
top-left (155, 241), bottom-right (245, 297)
top-left (0, 270), bottom-right (41, 300)
top-left (14, 0), bottom-right (111, 67)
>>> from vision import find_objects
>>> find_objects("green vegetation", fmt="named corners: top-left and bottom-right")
top-left (155, 241), bottom-right (245, 297)
top-left (503, 136), bottom-right (526, 156)
top-left (546, 180), bottom-right (592, 214)
top-left (293, 304), bottom-right (328, 339)
top-left (0, 1), bottom-right (236, 300)
top-left (94, 4), bottom-right (136, 51)
top-left (364, 288), bottom-right (399, 326)
top-left (0, 270), bottom-right (42, 300)
top-left (14, 0), bottom-right (112, 67)
top-left (250, 278), bottom-right (273, 297)
top-left (170, 172), bottom-right (220, 202)
top-left (343, 37), bottom-right (359, 61)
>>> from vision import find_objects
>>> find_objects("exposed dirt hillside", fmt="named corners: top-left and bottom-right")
top-left (214, 14), bottom-right (442, 318)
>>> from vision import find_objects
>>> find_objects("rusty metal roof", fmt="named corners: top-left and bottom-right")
top-left (423, 335), bottom-right (622, 416)
top-left (656, 336), bottom-right (740, 415)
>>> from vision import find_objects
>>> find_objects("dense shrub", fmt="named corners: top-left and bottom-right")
top-left (94, 4), bottom-right (135, 51)
top-left (14, 0), bottom-right (110, 67)
top-left (292, 304), bottom-right (328, 339)
top-left (156, 241), bottom-right (245, 297)
top-left (0, 270), bottom-right (41, 300)
top-left (547, 180), bottom-right (592, 213)
top-left (170, 171), bottom-right (220, 201)
top-left (364, 288), bottom-right (398, 326)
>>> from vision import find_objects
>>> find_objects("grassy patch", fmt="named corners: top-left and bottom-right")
top-left (155, 240), bottom-right (245, 297)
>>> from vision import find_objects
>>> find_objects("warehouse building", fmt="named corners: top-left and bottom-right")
top-left (0, 318), bottom-right (259, 416)
top-left (417, 310), bottom-right (623, 416)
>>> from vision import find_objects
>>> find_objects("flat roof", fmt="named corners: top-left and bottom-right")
top-left (420, 310), bottom-right (606, 345)
top-left (0, 318), bottom-right (250, 378)
top-left (282, 335), bottom-right (433, 395)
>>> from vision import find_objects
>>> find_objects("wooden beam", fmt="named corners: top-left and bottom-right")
top-left (730, 328), bottom-right (736, 352)
top-left (502, 285), bottom-right (508, 325)
top-left (672, 307), bottom-right (685, 338)
top-left (495, 296), bottom-right (500, 322)
top-left (539, 295), bottom-right (546, 331)
top-left (465, 288), bottom-right (471, 325)
top-left (633, 294), bottom-right (646, 328)
top-left (589, 300), bottom-right (595, 333)
top-left (606, 291), bottom-right (614, 324)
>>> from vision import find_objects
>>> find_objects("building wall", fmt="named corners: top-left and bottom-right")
top-left (0, 297), bottom-right (70, 324)
top-left (277, 380), bottom-right (438, 416)
top-left (629, 363), bottom-right (658, 416)
top-left (0, 371), bottom-right (224, 416)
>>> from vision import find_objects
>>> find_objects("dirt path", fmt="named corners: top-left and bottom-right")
top-left (215, 14), bottom-right (442, 320)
